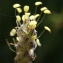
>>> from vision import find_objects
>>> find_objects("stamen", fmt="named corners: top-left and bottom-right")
top-left (10, 43), bottom-right (14, 45)
top-left (44, 26), bottom-right (51, 33)
top-left (37, 29), bottom-right (45, 38)
top-left (36, 39), bottom-right (41, 47)
top-left (6, 39), bottom-right (16, 52)
top-left (37, 12), bottom-right (42, 23)
top-left (15, 9), bottom-right (16, 16)
top-left (34, 1), bottom-right (42, 15)
top-left (34, 6), bottom-right (37, 15)
top-left (37, 14), bottom-right (46, 27)
top-left (13, 38), bottom-right (17, 44)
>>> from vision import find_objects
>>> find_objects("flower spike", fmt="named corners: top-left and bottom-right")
top-left (7, 1), bottom-right (51, 63)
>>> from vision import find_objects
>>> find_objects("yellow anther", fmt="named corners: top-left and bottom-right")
top-left (29, 15), bottom-right (35, 20)
top-left (10, 29), bottom-right (16, 36)
top-left (44, 10), bottom-right (51, 14)
top-left (25, 12), bottom-right (30, 16)
top-left (16, 15), bottom-right (21, 22)
top-left (40, 7), bottom-right (47, 11)
top-left (44, 26), bottom-right (51, 33)
top-left (34, 14), bottom-right (40, 19)
top-left (16, 37), bottom-right (20, 41)
top-left (13, 3), bottom-right (21, 8)
top-left (22, 15), bottom-right (29, 22)
top-left (35, 2), bottom-right (42, 6)
top-left (36, 39), bottom-right (41, 47)
top-left (16, 8), bottom-right (22, 13)
top-left (29, 21), bottom-right (37, 29)
top-left (31, 35), bottom-right (36, 40)
top-left (24, 5), bottom-right (29, 12)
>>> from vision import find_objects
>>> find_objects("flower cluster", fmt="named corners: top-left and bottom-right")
top-left (8, 1), bottom-right (51, 63)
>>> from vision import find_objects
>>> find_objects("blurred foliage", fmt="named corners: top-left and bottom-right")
top-left (0, 0), bottom-right (63, 63)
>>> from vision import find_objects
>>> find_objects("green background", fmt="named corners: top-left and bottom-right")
top-left (0, 0), bottom-right (63, 63)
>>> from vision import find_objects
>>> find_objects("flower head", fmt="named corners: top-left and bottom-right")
top-left (8, 1), bottom-right (51, 63)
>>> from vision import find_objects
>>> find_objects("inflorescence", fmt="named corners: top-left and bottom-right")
top-left (7, 1), bottom-right (51, 63)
